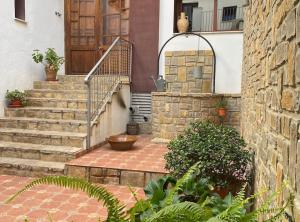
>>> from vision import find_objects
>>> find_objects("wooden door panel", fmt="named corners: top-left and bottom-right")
top-left (66, 0), bottom-right (100, 74)
top-left (71, 51), bottom-right (97, 73)
top-left (65, 0), bottom-right (129, 74)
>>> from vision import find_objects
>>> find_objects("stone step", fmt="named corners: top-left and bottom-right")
top-left (27, 97), bottom-right (87, 109)
top-left (0, 141), bottom-right (83, 162)
top-left (0, 128), bottom-right (86, 148)
top-left (5, 107), bottom-right (87, 121)
top-left (34, 81), bottom-right (87, 90)
top-left (57, 75), bottom-right (130, 84)
top-left (0, 117), bottom-right (87, 133)
top-left (25, 89), bottom-right (88, 100)
top-left (0, 157), bottom-right (65, 177)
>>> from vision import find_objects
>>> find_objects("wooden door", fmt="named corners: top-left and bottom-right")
top-left (100, 0), bottom-right (130, 50)
top-left (65, 0), bottom-right (101, 74)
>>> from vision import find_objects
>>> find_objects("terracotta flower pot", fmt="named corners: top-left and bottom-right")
top-left (45, 66), bottom-right (57, 81)
top-left (8, 100), bottom-right (23, 108)
top-left (177, 12), bottom-right (189, 33)
top-left (218, 108), bottom-right (226, 117)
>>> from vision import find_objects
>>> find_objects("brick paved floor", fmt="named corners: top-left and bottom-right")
top-left (0, 175), bottom-right (144, 222)
top-left (67, 135), bottom-right (168, 173)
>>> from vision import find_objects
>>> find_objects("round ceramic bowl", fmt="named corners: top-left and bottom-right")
top-left (107, 135), bottom-right (137, 151)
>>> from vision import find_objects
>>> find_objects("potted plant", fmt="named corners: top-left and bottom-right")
top-left (32, 48), bottom-right (64, 81)
top-left (5, 90), bottom-right (27, 108)
top-left (216, 98), bottom-right (227, 117)
top-left (165, 121), bottom-right (252, 196)
top-left (127, 107), bottom-right (139, 135)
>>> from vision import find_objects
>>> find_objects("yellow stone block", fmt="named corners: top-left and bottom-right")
top-left (178, 67), bottom-right (187, 82)
top-left (177, 57), bottom-right (186, 66)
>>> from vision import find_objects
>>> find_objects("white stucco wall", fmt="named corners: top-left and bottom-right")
top-left (0, 0), bottom-right (64, 116)
top-left (159, 0), bottom-right (243, 94)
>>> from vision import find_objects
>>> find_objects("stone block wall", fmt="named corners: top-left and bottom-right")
top-left (241, 0), bottom-right (300, 219)
top-left (152, 92), bottom-right (241, 139)
top-left (165, 50), bottom-right (214, 93)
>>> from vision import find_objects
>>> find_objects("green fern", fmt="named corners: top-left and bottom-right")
top-left (145, 202), bottom-right (208, 222)
top-left (6, 176), bottom-right (128, 222)
top-left (164, 163), bottom-right (202, 206)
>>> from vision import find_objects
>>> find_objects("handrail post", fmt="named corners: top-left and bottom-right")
top-left (86, 81), bottom-right (91, 150)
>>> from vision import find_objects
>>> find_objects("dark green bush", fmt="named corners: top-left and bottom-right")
top-left (165, 121), bottom-right (252, 186)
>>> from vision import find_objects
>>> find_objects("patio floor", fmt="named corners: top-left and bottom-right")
top-left (0, 174), bottom-right (144, 222)
top-left (67, 135), bottom-right (168, 174)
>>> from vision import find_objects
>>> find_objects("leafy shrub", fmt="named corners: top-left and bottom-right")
top-left (165, 121), bottom-right (252, 186)
top-left (32, 48), bottom-right (64, 72)
top-left (129, 163), bottom-right (292, 222)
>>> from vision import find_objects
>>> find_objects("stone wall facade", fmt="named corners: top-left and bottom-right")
top-left (165, 50), bottom-right (213, 93)
top-left (241, 0), bottom-right (300, 219)
top-left (152, 92), bottom-right (241, 139)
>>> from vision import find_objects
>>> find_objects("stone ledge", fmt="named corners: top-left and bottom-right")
top-left (152, 92), bottom-right (241, 98)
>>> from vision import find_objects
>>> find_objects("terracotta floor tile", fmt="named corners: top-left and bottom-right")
top-left (67, 135), bottom-right (169, 174)
top-left (0, 175), bottom-right (145, 221)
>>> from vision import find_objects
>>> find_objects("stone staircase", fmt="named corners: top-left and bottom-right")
top-left (0, 76), bottom-right (89, 177)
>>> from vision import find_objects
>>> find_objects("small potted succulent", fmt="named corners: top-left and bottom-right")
top-left (32, 48), bottom-right (64, 81)
top-left (216, 99), bottom-right (227, 117)
top-left (5, 90), bottom-right (27, 108)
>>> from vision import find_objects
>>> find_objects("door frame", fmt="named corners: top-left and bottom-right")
top-left (64, 0), bottom-right (102, 75)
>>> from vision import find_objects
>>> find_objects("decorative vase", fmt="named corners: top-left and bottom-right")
top-left (45, 66), bottom-right (57, 81)
top-left (218, 108), bottom-right (226, 117)
top-left (8, 100), bottom-right (23, 108)
top-left (177, 12), bottom-right (189, 33)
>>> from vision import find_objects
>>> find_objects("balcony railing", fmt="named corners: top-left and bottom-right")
top-left (190, 7), bottom-right (244, 32)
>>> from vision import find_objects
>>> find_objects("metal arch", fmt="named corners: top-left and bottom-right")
top-left (157, 32), bottom-right (217, 93)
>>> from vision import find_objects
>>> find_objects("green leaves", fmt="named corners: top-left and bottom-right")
top-left (165, 121), bottom-right (252, 187)
top-left (5, 90), bottom-right (27, 105)
top-left (32, 48), bottom-right (64, 72)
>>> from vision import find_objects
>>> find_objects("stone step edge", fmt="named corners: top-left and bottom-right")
top-left (0, 157), bottom-right (65, 172)
top-left (65, 165), bottom-right (168, 187)
top-left (0, 117), bottom-right (86, 125)
top-left (4, 107), bottom-right (87, 112)
top-left (0, 128), bottom-right (87, 138)
top-left (0, 141), bottom-right (84, 155)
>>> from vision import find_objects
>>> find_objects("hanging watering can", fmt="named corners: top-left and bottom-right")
top-left (151, 75), bottom-right (166, 92)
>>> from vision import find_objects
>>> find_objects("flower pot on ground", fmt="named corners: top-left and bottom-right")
top-left (127, 106), bottom-right (139, 135)
top-left (32, 48), bottom-right (64, 81)
top-left (5, 90), bottom-right (27, 108)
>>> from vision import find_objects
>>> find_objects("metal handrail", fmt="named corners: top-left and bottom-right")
top-left (85, 37), bottom-right (133, 149)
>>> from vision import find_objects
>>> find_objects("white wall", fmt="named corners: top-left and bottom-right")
top-left (159, 0), bottom-right (243, 94)
top-left (0, 0), bottom-right (64, 116)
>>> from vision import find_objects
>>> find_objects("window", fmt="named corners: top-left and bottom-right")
top-left (182, 3), bottom-right (198, 32)
top-left (222, 6), bottom-right (237, 21)
top-left (15, 0), bottom-right (25, 21)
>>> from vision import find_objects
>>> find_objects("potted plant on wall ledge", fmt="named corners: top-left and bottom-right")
top-left (32, 48), bottom-right (64, 81)
top-left (5, 90), bottom-right (27, 108)
top-left (216, 98), bottom-right (227, 117)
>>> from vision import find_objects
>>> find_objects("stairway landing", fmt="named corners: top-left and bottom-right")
top-left (66, 135), bottom-right (168, 187)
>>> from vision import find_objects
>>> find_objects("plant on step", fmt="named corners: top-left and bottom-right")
top-left (165, 120), bottom-right (252, 193)
top-left (32, 48), bottom-right (64, 81)
top-left (5, 90), bottom-right (27, 108)
top-left (130, 163), bottom-right (293, 222)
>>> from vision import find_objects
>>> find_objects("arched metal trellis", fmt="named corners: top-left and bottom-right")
top-left (157, 32), bottom-right (217, 93)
